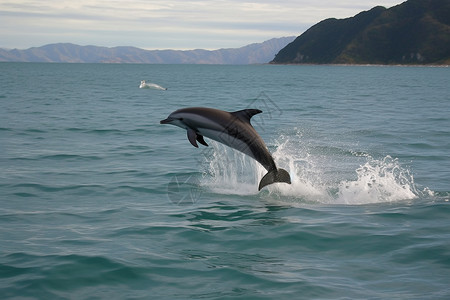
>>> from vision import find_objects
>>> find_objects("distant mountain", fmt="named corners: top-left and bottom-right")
top-left (0, 37), bottom-right (295, 64)
top-left (271, 0), bottom-right (450, 65)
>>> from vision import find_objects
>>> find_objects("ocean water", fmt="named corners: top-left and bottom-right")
top-left (0, 62), bottom-right (449, 299)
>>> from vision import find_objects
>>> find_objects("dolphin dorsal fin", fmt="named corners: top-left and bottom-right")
top-left (230, 109), bottom-right (262, 123)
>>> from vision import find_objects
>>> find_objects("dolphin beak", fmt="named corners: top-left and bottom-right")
top-left (160, 118), bottom-right (173, 124)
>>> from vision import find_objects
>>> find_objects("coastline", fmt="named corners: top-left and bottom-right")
top-left (267, 62), bottom-right (450, 68)
top-left (1, 60), bottom-right (449, 67)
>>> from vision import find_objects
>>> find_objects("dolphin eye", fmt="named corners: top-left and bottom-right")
top-left (178, 118), bottom-right (183, 121)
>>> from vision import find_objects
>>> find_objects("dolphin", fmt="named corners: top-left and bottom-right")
top-left (160, 107), bottom-right (291, 190)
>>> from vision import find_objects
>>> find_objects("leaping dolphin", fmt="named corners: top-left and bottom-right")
top-left (160, 107), bottom-right (291, 191)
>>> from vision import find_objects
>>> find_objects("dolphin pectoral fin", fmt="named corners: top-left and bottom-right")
top-left (187, 129), bottom-right (199, 148)
top-left (258, 168), bottom-right (291, 191)
top-left (196, 134), bottom-right (208, 147)
top-left (231, 109), bottom-right (262, 123)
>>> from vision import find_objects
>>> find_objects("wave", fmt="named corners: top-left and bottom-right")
top-left (6, 183), bottom-right (105, 195)
top-left (198, 133), bottom-right (432, 205)
top-left (1, 252), bottom-right (151, 298)
top-left (11, 153), bottom-right (103, 162)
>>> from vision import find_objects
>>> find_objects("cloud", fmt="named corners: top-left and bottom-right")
top-left (0, 0), bottom-right (403, 49)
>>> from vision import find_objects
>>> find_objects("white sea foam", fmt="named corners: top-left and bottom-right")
top-left (200, 134), bottom-right (426, 205)
top-left (334, 156), bottom-right (417, 204)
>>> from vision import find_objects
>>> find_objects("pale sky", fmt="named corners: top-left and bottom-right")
top-left (0, 0), bottom-right (403, 50)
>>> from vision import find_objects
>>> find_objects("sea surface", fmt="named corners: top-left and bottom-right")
top-left (1, 63), bottom-right (449, 299)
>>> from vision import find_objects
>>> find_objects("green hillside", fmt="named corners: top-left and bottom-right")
top-left (272, 0), bottom-right (450, 65)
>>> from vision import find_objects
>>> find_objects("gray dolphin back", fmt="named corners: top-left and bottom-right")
top-left (160, 106), bottom-right (292, 191)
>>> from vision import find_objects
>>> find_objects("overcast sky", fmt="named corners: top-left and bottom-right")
top-left (1, 0), bottom-right (403, 50)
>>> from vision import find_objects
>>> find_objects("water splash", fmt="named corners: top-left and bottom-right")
top-left (334, 156), bottom-right (417, 204)
top-left (199, 132), bottom-right (428, 205)
top-left (200, 142), bottom-right (259, 195)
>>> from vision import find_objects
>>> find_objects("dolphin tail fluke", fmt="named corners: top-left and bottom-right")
top-left (258, 168), bottom-right (291, 191)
